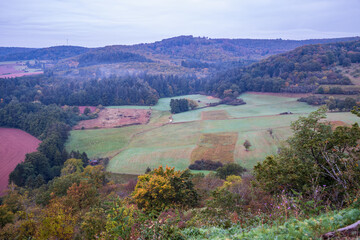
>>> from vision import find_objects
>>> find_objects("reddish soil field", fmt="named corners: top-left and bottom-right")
top-left (0, 64), bottom-right (21, 74)
top-left (246, 91), bottom-right (311, 98)
top-left (0, 128), bottom-right (41, 196)
top-left (73, 109), bottom-right (151, 130)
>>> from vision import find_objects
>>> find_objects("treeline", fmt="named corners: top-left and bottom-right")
top-left (0, 74), bottom-right (205, 106)
top-left (206, 40), bottom-right (360, 98)
top-left (0, 102), bottom-right (88, 187)
top-left (298, 95), bottom-right (358, 111)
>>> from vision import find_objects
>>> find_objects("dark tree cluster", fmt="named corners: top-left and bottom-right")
top-left (298, 96), bottom-right (358, 111)
top-left (188, 160), bottom-right (223, 171)
top-left (0, 101), bottom-right (88, 188)
top-left (170, 98), bottom-right (189, 114)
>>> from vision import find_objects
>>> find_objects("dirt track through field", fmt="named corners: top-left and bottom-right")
top-left (0, 128), bottom-right (41, 196)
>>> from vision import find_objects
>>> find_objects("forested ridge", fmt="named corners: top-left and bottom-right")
top-left (3, 36), bottom-right (359, 62)
top-left (0, 46), bottom-right (89, 61)
top-left (206, 40), bottom-right (360, 97)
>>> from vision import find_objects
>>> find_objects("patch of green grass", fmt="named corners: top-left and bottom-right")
top-left (172, 93), bottom-right (317, 123)
top-left (326, 112), bottom-right (360, 124)
top-left (239, 92), bottom-right (298, 105)
top-left (107, 121), bottom-right (202, 174)
top-left (65, 125), bottom-right (150, 158)
top-left (107, 145), bottom-right (195, 174)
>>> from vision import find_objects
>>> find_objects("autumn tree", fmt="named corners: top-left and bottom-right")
top-left (187, 99), bottom-right (199, 110)
top-left (254, 107), bottom-right (360, 203)
top-left (132, 166), bottom-right (198, 213)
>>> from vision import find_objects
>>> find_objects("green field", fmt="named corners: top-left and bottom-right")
top-left (66, 93), bottom-right (360, 175)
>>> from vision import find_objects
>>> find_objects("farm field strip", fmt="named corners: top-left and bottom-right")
top-left (190, 132), bottom-right (238, 164)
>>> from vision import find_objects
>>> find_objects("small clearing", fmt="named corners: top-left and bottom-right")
top-left (74, 108), bottom-right (151, 130)
top-left (0, 128), bottom-right (41, 196)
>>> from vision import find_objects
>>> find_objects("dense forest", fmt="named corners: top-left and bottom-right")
top-left (0, 73), bottom-right (203, 106)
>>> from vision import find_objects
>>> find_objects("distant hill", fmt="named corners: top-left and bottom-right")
top-left (1, 36), bottom-right (359, 79)
top-left (207, 40), bottom-right (360, 97)
top-left (0, 46), bottom-right (90, 61)
top-left (53, 36), bottom-right (360, 79)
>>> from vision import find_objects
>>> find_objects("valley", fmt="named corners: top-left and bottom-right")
top-left (66, 92), bottom-right (360, 174)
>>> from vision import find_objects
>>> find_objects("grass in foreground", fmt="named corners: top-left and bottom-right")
top-left (183, 207), bottom-right (360, 240)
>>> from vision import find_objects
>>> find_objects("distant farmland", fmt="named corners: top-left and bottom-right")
top-left (0, 61), bottom-right (43, 78)
top-left (66, 93), bottom-right (360, 174)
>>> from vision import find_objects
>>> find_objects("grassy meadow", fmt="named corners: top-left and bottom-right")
top-left (66, 93), bottom-right (360, 174)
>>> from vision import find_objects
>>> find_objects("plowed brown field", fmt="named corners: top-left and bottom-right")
top-left (0, 128), bottom-right (41, 196)
top-left (73, 109), bottom-right (151, 130)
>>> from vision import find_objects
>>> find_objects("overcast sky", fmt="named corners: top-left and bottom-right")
top-left (0, 0), bottom-right (359, 47)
